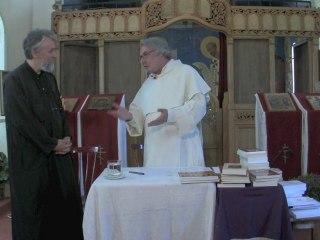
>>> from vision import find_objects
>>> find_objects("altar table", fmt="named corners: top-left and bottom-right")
top-left (83, 167), bottom-right (216, 240)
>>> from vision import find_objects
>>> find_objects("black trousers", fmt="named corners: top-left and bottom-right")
top-left (40, 162), bottom-right (83, 240)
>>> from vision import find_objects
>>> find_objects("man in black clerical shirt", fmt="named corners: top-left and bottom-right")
top-left (4, 29), bottom-right (83, 240)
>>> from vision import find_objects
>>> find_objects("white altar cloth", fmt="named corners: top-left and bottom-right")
top-left (83, 167), bottom-right (216, 240)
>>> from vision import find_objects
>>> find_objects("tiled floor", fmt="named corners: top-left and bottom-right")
top-left (0, 198), bottom-right (11, 240)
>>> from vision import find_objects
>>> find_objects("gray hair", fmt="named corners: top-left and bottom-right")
top-left (23, 29), bottom-right (57, 59)
top-left (140, 37), bottom-right (172, 59)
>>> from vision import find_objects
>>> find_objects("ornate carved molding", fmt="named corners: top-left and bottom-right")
top-left (57, 31), bottom-right (143, 41)
top-left (231, 7), bottom-right (320, 37)
top-left (142, 0), bottom-right (230, 33)
top-left (231, 30), bottom-right (318, 37)
top-left (51, 0), bottom-right (320, 41)
top-left (52, 8), bottom-right (143, 41)
top-left (236, 110), bottom-right (255, 121)
top-left (206, 0), bottom-right (228, 27)
top-left (143, 1), bottom-right (167, 29)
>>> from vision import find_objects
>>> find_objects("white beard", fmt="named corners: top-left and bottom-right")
top-left (40, 61), bottom-right (55, 73)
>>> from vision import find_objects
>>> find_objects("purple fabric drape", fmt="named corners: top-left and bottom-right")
top-left (214, 186), bottom-right (293, 240)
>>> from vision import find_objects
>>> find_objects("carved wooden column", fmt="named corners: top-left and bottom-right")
top-left (312, 38), bottom-right (319, 92)
top-left (56, 41), bottom-right (61, 90)
top-left (269, 37), bottom-right (276, 92)
top-left (98, 39), bottom-right (105, 93)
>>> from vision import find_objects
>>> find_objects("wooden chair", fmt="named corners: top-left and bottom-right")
top-left (71, 146), bottom-right (104, 202)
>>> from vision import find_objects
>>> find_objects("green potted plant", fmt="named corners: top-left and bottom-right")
top-left (0, 152), bottom-right (9, 199)
top-left (295, 173), bottom-right (320, 201)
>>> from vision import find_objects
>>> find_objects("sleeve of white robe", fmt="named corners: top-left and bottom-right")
top-left (169, 92), bottom-right (207, 136)
top-left (125, 102), bottom-right (145, 136)
top-left (126, 93), bottom-right (207, 137)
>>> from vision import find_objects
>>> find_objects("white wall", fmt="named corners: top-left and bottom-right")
top-left (0, 0), bottom-right (55, 155)
top-left (311, 0), bottom-right (320, 8)
top-left (32, 0), bottom-right (55, 31)
top-left (0, 0), bottom-right (54, 71)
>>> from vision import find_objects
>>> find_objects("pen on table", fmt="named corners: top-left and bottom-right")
top-left (129, 171), bottom-right (145, 175)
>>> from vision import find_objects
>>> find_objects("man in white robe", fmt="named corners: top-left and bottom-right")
top-left (113, 37), bottom-right (211, 167)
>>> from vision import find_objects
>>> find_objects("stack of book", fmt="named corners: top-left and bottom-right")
top-left (279, 180), bottom-right (320, 219)
top-left (178, 168), bottom-right (220, 184)
top-left (218, 163), bottom-right (249, 188)
top-left (248, 169), bottom-right (282, 187)
top-left (279, 180), bottom-right (307, 198)
top-left (237, 148), bottom-right (269, 170)
top-left (287, 196), bottom-right (320, 219)
top-left (270, 168), bottom-right (283, 178)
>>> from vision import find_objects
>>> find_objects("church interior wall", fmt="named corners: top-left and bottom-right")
top-left (0, 0), bottom-right (53, 71)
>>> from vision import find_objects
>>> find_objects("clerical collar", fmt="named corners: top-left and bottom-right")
top-left (148, 59), bottom-right (177, 80)
top-left (149, 73), bottom-right (157, 79)
top-left (25, 61), bottom-right (44, 76)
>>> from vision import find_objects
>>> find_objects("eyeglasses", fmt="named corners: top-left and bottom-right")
top-left (139, 49), bottom-right (155, 61)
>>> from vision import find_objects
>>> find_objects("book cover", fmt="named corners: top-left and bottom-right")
top-left (178, 170), bottom-right (219, 184)
top-left (306, 95), bottom-right (320, 111)
top-left (178, 171), bottom-right (218, 178)
top-left (222, 163), bottom-right (247, 176)
top-left (248, 169), bottom-right (281, 180)
top-left (263, 93), bottom-right (296, 112)
top-left (87, 96), bottom-right (115, 110)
